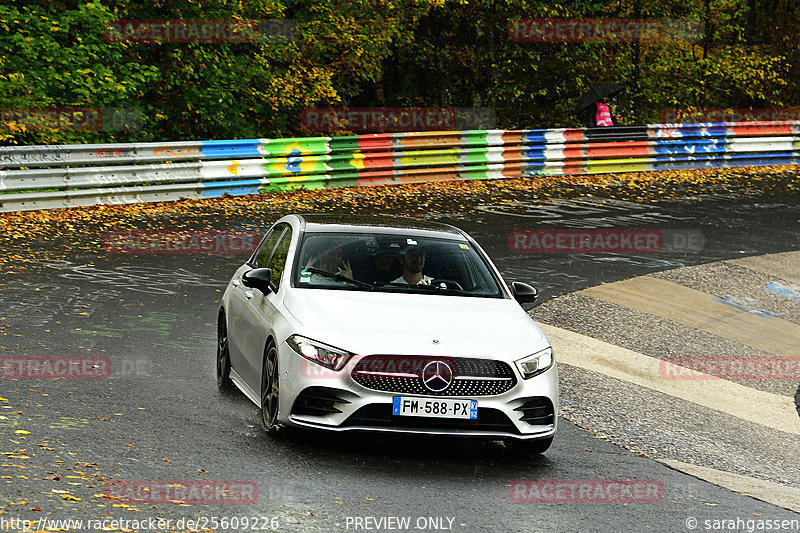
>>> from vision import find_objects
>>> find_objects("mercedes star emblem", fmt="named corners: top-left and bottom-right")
top-left (422, 360), bottom-right (453, 392)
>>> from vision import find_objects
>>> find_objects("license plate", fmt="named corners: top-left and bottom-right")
top-left (392, 397), bottom-right (478, 419)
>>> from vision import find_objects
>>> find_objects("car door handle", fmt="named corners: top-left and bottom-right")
top-left (232, 280), bottom-right (240, 287)
top-left (244, 290), bottom-right (254, 299)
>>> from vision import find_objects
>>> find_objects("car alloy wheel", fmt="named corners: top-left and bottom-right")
top-left (261, 341), bottom-right (281, 434)
top-left (216, 311), bottom-right (233, 392)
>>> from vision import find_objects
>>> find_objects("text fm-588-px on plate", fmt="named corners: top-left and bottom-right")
top-left (392, 397), bottom-right (478, 419)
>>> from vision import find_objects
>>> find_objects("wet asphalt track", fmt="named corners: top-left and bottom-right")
top-left (1, 186), bottom-right (799, 532)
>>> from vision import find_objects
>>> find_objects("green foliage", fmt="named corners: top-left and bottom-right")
top-left (0, 0), bottom-right (797, 144)
top-left (0, 1), bottom-right (161, 143)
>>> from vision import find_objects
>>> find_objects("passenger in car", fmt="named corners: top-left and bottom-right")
top-left (392, 246), bottom-right (432, 285)
top-left (305, 242), bottom-right (353, 280)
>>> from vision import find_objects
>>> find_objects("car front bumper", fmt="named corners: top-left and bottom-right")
top-left (278, 341), bottom-right (559, 440)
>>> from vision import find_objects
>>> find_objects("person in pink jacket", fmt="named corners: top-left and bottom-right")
top-left (586, 96), bottom-right (621, 127)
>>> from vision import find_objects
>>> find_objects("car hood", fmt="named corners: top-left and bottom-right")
top-left (283, 288), bottom-right (548, 360)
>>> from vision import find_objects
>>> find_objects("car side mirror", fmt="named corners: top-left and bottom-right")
top-left (242, 268), bottom-right (273, 292)
top-left (511, 281), bottom-right (538, 304)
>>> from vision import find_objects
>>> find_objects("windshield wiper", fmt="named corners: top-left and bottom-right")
top-left (374, 281), bottom-right (466, 296)
top-left (302, 268), bottom-right (374, 290)
top-left (373, 281), bottom-right (414, 288)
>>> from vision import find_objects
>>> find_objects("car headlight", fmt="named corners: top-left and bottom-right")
top-left (286, 335), bottom-right (353, 371)
top-left (515, 347), bottom-right (554, 379)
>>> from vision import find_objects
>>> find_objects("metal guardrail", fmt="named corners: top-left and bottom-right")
top-left (1, 121), bottom-right (798, 212)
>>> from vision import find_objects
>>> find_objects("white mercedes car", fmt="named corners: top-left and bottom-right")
top-left (216, 214), bottom-right (558, 452)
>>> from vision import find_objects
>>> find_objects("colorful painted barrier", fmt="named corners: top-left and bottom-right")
top-left (1, 121), bottom-right (798, 212)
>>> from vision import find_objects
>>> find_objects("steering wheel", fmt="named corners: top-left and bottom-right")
top-left (431, 278), bottom-right (464, 291)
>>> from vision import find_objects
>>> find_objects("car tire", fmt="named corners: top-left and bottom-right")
top-left (216, 311), bottom-right (234, 392)
top-left (261, 340), bottom-right (281, 435)
top-left (508, 436), bottom-right (553, 455)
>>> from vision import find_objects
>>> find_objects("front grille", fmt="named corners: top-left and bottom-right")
top-left (513, 397), bottom-right (555, 425)
top-left (351, 355), bottom-right (517, 397)
top-left (291, 387), bottom-right (351, 416)
top-left (342, 404), bottom-right (520, 434)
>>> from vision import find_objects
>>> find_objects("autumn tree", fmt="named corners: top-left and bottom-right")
top-left (0, 0), bottom-right (796, 144)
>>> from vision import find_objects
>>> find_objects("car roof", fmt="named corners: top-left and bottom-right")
top-left (295, 214), bottom-right (468, 239)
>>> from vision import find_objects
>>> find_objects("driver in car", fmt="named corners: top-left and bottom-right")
top-left (392, 246), bottom-right (432, 285)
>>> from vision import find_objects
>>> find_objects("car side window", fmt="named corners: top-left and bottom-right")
top-left (267, 227), bottom-right (292, 290)
top-left (252, 225), bottom-right (287, 268)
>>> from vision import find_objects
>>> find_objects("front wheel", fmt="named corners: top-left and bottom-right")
top-left (216, 312), bottom-right (234, 392)
top-left (261, 341), bottom-right (281, 435)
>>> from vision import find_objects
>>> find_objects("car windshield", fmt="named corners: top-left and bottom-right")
top-left (293, 232), bottom-right (503, 297)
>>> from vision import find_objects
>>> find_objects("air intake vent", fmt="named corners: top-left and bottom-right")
top-left (513, 398), bottom-right (555, 425)
top-left (292, 387), bottom-right (351, 416)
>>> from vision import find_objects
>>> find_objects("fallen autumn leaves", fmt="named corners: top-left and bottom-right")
top-left (0, 166), bottom-right (799, 271)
